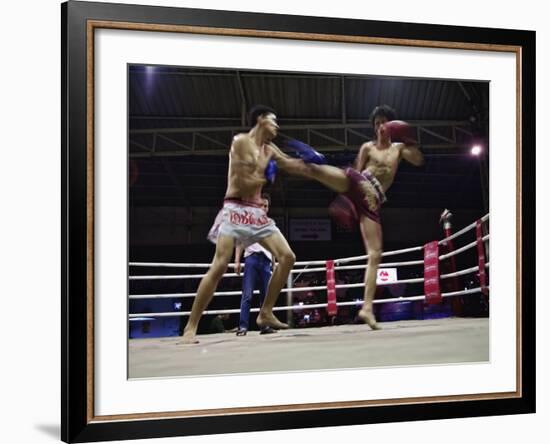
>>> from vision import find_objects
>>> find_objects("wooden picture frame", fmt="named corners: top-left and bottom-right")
top-left (62, 1), bottom-right (535, 442)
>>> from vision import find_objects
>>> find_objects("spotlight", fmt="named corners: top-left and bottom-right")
top-left (471, 145), bottom-right (482, 156)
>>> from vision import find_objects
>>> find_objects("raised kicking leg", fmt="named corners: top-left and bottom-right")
top-left (269, 143), bottom-right (350, 193)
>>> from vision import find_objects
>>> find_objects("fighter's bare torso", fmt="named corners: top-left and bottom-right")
top-left (357, 141), bottom-right (404, 192)
top-left (225, 133), bottom-right (270, 202)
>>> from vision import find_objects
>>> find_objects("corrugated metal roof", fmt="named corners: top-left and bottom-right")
top-left (130, 66), bottom-right (484, 125)
top-left (128, 65), bottom-right (488, 210)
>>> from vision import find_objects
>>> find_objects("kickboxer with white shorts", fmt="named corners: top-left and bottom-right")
top-left (182, 105), bottom-right (295, 344)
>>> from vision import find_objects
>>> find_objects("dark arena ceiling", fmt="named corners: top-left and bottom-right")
top-left (128, 65), bottom-right (489, 211)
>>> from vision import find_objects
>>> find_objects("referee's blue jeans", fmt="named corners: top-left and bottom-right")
top-left (239, 252), bottom-right (272, 330)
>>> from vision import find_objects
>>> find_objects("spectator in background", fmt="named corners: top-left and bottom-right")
top-left (208, 313), bottom-right (237, 334)
top-left (234, 194), bottom-right (277, 336)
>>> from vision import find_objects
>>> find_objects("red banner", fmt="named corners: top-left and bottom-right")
top-left (443, 227), bottom-right (460, 292)
top-left (476, 220), bottom-right (489, 296)
top-left (325, 260), bottom-right (338, 316)
top-left (424, 241), bottom-right (441, 304)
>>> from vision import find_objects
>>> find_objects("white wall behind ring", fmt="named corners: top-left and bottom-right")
top-left (95, 28), bottom-right (516, 415)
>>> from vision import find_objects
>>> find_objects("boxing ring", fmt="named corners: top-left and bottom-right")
top-left (128, 213), bottom-right (490, 378)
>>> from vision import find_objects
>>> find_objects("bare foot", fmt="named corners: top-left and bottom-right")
top-left (180, 330), bottom-right (200, 344)
top-left (358, 309), bottom-right (381, 330)
top-left (257, 312), bottom-right (289, 330)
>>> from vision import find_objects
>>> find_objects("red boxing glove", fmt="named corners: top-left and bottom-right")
top-left (383, 120), bottom-right (416, 145)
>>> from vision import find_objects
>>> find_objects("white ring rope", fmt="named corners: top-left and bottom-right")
top-left (130, 272), bottom-right (242, 280)
top-left (439, 234), bottom-right (489, 261)
top-left (336, 260), bottom-right (424, 270)
top-left (129, 263), bottom-right (489, 300)
top-left (441, 262), bottom-right (489, 280)
top-left (291, 260), bottom-right (424, 275)
top-left (129, 260), bottom-right (426, 281)
top-left (129, 279), bottom-right (423, 299)
top-left (128, 247), bottom-right (425, 269)
top-left (128, 286), bottom-right (489, 318)
top-left (129, 262), bottom-right (217, 268)
top-left (438, 213), bottom-right (489, 245)
top-left (296, 246), bottom-right (425, 267)
top-left (129, 249), bottom-right (485, 282)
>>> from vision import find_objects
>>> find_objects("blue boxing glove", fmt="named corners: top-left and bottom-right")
top-left (265, 159), bottom-right (278, 184)
top-left (286, 139), bottom-right (327, 165)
